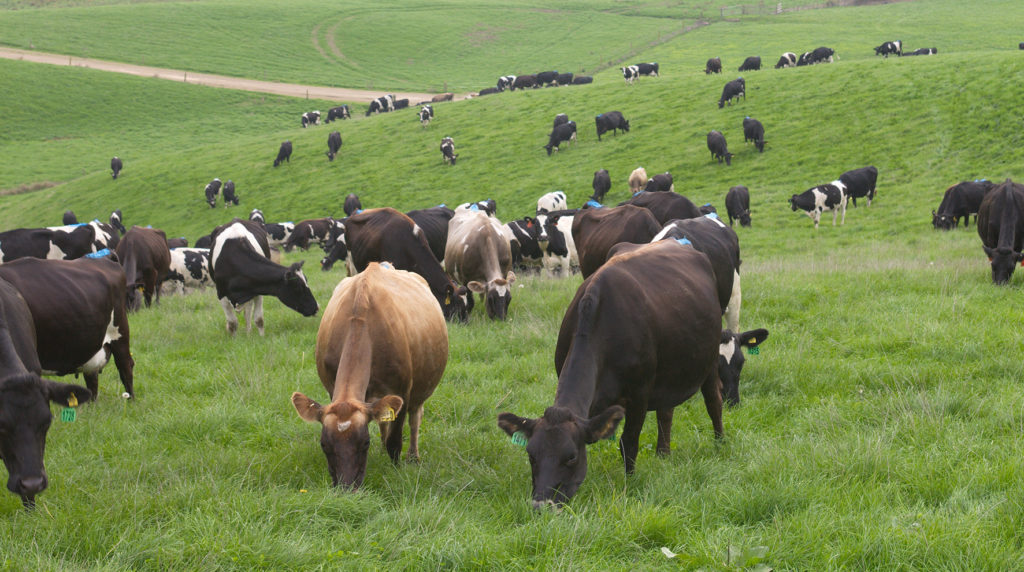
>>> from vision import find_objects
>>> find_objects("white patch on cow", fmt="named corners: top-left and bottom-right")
top-left (707, 215), bottom-right (727, 229)
top-left (79, 347), bottom-right (110, 375)
top-left (719, 338), bottom-right (736, 364)
top-left (295, 270), bottom-right (310, 289)
top-left (494, 283), bottom-right (509, 297)
top-left (726, 270), bottom-right (741, 332)
top-left (47, 242), bottom-right (68, 260)
top-left (337, 421), bottom-right (352, 433)
top-left (651, 221), bottom-right (681, 242)
top-left (537, 191), bottom-right (568, 215)
top-left (212, 222), bottom-right (264, 268)
top-left (413, 224), bottom-right (423, 238)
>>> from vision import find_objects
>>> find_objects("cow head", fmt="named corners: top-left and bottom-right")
top-left (278, 261), bottom-right (319, 316)
top-left (468, 271), bottom-right (516, 320)
top-left (442, 283), bottom-right (471, 323)
top-left (109, 210), bottom-right (127, 234)
top-left (249, 209), bottom-right (265, 224)
top-left (498, 405), bottom-right (624, 508)
top-left (983, 246), bottom-right (1023, 285)
top-left (544, 216), bottom-right (569, 257)
top-left (789, 196), bottom-right (799, 211)
top-left (739, 209), bottom-right (751, 226)
top-left (932, 210), bottom-right (954, 230)
top-left (1, 375), bottom-right (92, 508)
top-left (622, 119), bottom-right (630, 133)
top-left (719, 328), bottom-right (769, 406)
top-left (291, 393), bottom-right (404, 490)
top-left (320, 228), bottom-right (348, 272)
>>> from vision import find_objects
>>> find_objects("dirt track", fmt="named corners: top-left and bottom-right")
top-left (0, 47), bottom-right (452, 104)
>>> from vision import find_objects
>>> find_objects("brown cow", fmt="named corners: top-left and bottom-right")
top-left (291, 262), bottom-right (448, 489)
top-left (115, 226), bottom-right (171, 311)
top-left (572, 205), bottom-right (662, 278)
top-left (444, 209), bottom-right (516, 320)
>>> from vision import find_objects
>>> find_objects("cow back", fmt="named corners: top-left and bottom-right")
top-left (572, 205), bottom-right (662, 278)
top-left (406, 206), bottom-right (455, 263)
top-left (115, 227), bottom-right (171, 287)
top-left (652, 216), bottom-right (740, 312)
top-left (623, 191), bottom-right (702, 225)
top-left (444, 210), bottom-right (512, 285)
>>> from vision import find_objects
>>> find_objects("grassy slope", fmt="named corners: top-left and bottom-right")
top-left (1, 0), bottom-right (1024, 569)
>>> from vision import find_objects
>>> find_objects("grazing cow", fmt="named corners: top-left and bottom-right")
top-left (707, 130), bottom-right (733, 165)
top-left (839, 166), bottom-right (879, 207)
top-left (809, 46), bottom-right (835, 64)
top-left (432, 93), bottom-right (454, 102)
top-left (643, 172), bottom-right (674, 193)
top-left (62, 211), bottom-right (77, 225)
top-left (365, 95), bottom-right (396, 116)
top-left (273, 141), bottom-right (292, 167)
top-left (705, 57), bottom-right (722, 74)
top-left (209, 219), bottom-right (318, 335)
top-left (344, 208), bottom-right (470, 322)
top-left (595, 111), bottom-right (629, 141)
top-left (0, 255), bottom-right (134, 399)
top-left (976, 179), bottom-right (1024, 284)
top-left (905, 47), bottom-right (938, 56)
top-left (285, 218), bottom-right (338, 252)
top-left (742, 117), bottom-right (765, 153)
top-left (440, 137), bottom-right (458, 165)
top-left (0, 225), bottom-right (96, 263)
top-left (552, 113), bottom-right (569, 130)
top-left (622, 190), bottom-right (702, 225)
top-left (572, 205), bottom-right (662, 278)
top-left (116, 226), bottom-right (171, 311)
top-left (511, 75), bottom-right (537, 90)
top-left (738, 56), bottom-right (761, 71)
top-left (536, 191), bottom-right (568, 225)
top-left (555, 73), bottom-right (574, 86)
top-left (301, 110), bottom-right (321, 128)
top-left (109, 209), bottom-right (127, 234)
top-left (444, 210), bottom-right (516, 320)
top-left (194, 235), bottom-right (212, 249)
top-left (635, 62), bottom-right (659, 77)
top-left (790, 182), bottom-right (847, 229)
top-left (718, 78), bottom-right (746, 108)
top-left (419, 105), bottom-right (433, 127)
top-left (726, 185), bottom-right (751, 227)
top-left (591, 169), bottom-right (611, 203)
top-left (164, 247), bottom-right (212, 294)
top-left (326, 130), bottom-right (343, 162)
top-left (325, 105), bottom-right (350, 122)
top-left (47, 222), bottom-right (116, 253)
top-left (571, 75), bottom-right (593, 85)
top-left (628, 167), bottom-right (648, 193)
top-left (545, 121), bottom-right (577, 156)
top-left (796, 52), bottom-right (813, 66)
top-left (498, 240), bottom-right (723, 507)
top-left (477, 87), bottom-right (500, 96)
top-left (1020, 43), bottom-right (1024, 50)
top-left (110, 156), bottom-right (123, 179)
top-left (249, 209), bottom-right (265, 224)
top-left (536, 71), bottom-right (559, 86)
top-left (874, 41), bottom-right (902, 57)
top-left (291, 262), bottom-right (447, 489)
top-left (497, 75), bottom-right (516, 91)
top-left (620, 65), bottom-right (639, 84)
top-left (166, 237), bottom-right (188, 249)
top-left (0, 276), bottom-right (93, 508)
top-left (222, 180), bottom-right (239, 206)
top-left (344, 193), bottom-right (363, 216)
top-left (699, 203), bottom-right (718, 216)
top-left (394, 99), bottom-right (410, 110)
top-left (933, 180), bottom-right (995, 230)
top-left (264, 221), bottom-right (295, 248)
top-left (775, 52), bottom-right (797, 68)
top-left (204, 178), bottom-right (222, 208)
top-left (718, 328), bottom-right (769, 406)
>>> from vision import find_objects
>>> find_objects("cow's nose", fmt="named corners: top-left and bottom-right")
top-left (18, 476), bottom-right (46, 496)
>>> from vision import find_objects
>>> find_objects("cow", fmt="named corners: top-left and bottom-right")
top-left (707, 130), bottom-right (733, 165)
top-left (110, 156), bottom-right (123, 179)
top-left (0, 225), bottom-right (96, 263)
top-left (555, 73), bottom-right (574, 86)
top-left (620, 65), bottom-right (639, 84)
top-left (628, 167), bottom-right (648, 193)
top-left (109, 209), bottom-right (127, 234)
top-left (393, 99), bottom-right (410, 110)
top-left (498, 240), bottom-right (724, 507)
top-left (552, 113), bottom-right (569, 130)
top-left (718, 328), bottom-right (769, 406)
top-left (572, 205), bottom-right (662, 278)
top-left (0, 276), bottom-right (93, 508)
top-left (622, 190), bottom-right (702, 225)
top-left (478, 87), bottom-right (500, 97)
top-left (116, 226), bottom-right (171, 311)
top-left (796, 51), bottom-right (813, 66)
top-left (325, 105), bottom-right (351, 122)
top-left (742, 117), bottom-right (765, 153)
top-left (497, 75), bottom-right (516, 91)
top-left (635, 62), bottom-right (659, 77)
top-left (536, 71), bottom-right (559, 86)
top-left (839, 166), bottom-right (879, 207)
top-left (738, 56), bottom-right (761, 71)
top-left (264, 221), bottom-right (295, 248)
top-left (540, 210), bottom-right (579, 277)
top-left (699, 203), bottom-right (718, 216)
top-left (718, 78), bottom-right (745, 108)
top-left (62, 211), bottom-right (77, 225)
top-left (194, 234), bottom-right (212, 248)
top-left (905, 47), bottom-right (938, 56)
top-left (571, 76), bottom-right (593, 85)
top-left (343, 208), bottom-right (470, 322)
top-left (444, 210), bottom-right (516, 320)
top-left (291, 262), bottom-right (447, 489)
top-left (809, 46), bottom-right (835, 64)
top-left (545, 121), bottom-right (577, 156)
top-left (511, 75), bottom-right (537, 90)
top-left (419, 105), bottom-right (433, 127)
top-left (164, 247), bottom-right (212, 294)
top-left (0, 255), bottom-right (134, 400)
top-left (301, 110), bottom-right (321, 128)
top-left (976, 179), bottom-right (1024, 284)
top-left (932, 180), bottom-right (995, 230)
top-left (775, 52), bottom-right (797, 69)
top-left (643, 172), bottom-right (674, 193)
top-left (85, 219), bottom-right (120, 251)
top-left (591, 169), bottom-right (611, 203)
top-left (166, 237), bottom-right (188, 249)
top-left (273, 141), bottom-right (292, 167)
top-left (249, 209), bottom-right (265, 224)
top-left (790, 182), bottom-right (847, 229)
top-left (344, 193), bottom-right (363, 216)
top-left (457, 199), bottom-right (497, 217)
top-left (222, 180), bottom-right (239, 206)
top-left (536, 191), bottom-right (567, 224)
top-left (204, 178), bottom-right (222, 208)
top-left (595, 111), bottom-right (629, 141)
top-left (432, 93), bottom-right (454, 102)
top-left (365, 95), bottom-right (396, 116)
top-left (505, 217), bottom-right (544, 273)
top-left (47, 221), bottom-right (116, 253)
top-left (209, 219), bottom-right (318, 335)
top-left (440, 137), bottom-right (458, 165)
top-left (726, 185), bottom-right (751, 227)
top-left (285, 218), bottom-right (339, 252)
top-left (874, 41), bottom-right (902, 57)
top-left (705, 57), bottom-right (722, 74)
top-left (399, 205), bottom-right (453, 263)
top-left (1020, 43), bottom-right (1024, 50)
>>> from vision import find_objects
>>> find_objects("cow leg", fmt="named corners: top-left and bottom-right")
top-left (813, 210), bottom-right (821, 229)
top-left (252, 296), bottom-right (265, 336)
top-left (655, 408), bottom-right (673, 456)
top-left (384, 405), bottom-right (408, 464)
top-left (110, 337), bottom-right (135, 398)
top-left (407, 404), bottom-right (424, 462)
top-left (219, 297), bottom-right (239, 335)
top-left (617, 406), bottom-right (646, 474)
top-left (840, 200), bottom-right (847, 225)
top-left (243, 300), bottom-right (255, 334)
top-left (83, 372), bottom-right (100, 398)
top-left (832, 209), bottom-right (838, 226)
top-left (700, 372), bottom-right (724, 438)
top-left (725, 271), bottom-right (741, 332)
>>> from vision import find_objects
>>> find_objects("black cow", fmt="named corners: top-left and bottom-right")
top-left (977, 179), bottom-right (1024, 284)
top-left (194, 234), bottom-right (212, 249)
top-left (905, 47), bottom-right (938, 56)
top-left (790, 183), bottom-right (847, 229)
top-left (204, 178), bottom-right (222, 208)
top-left (440, 137), bottom-right (458, 165)
top-left (705, 57), bottom-right (722, 74)
top-left (620, 65), bottom-right (639, 84)
top-left (555, 72), bottom-right (574, 86)
top-left (742, 117), bottom-right (765, 153)
top-left (809, 46), bottom-right (835, 64)
top-left (326, 131), bottom-right (342, 161)
top-left (699, 203), bottom-right (718, 216)
top-left (591, 169), bottom-right (611, 203)
top-left (109, 209), bottom-right (127, 234)
top-left (718, 78), bottom-right (745, 108)
top-left (116, 226), bottom-right (171, 311)
top-left (643, 172), bottom-right (674, 193)
top-left (273, 141), bottom-right (292, 167)
top-left (595, 111), bottom-right (629, 141)
top-left (497, 76), bottom-right (516, 91)
top-left (622, 190), bottom-right (702, 225)
top-left (344, 193), bottom-right (363, 216)
top-left (406, 205), bottom-right (455, 263)
top-left (209, 219), bottom-right (318, 335)
top-left (0, 225), bottom-right (96, 263)
top-left (718, 328), bottom-right (768, 406)
top-left (725, 185), bottom-right (751, 227)
top-left (707, 130), bottom-right (733, 166)
top-left (874, 41), bottom-right (902, 57)
top-left (552, 113), bottom-right (569, 130)
top-left (545, 122), bottom-right (577, 156)
top-left (511, 75), bottom-right (537, 90)
top-left (393, 99), bottom-right (410, 110)
top-left (110, 156), bottom-right (123, 179)
top-left (635, 62), bottom-right (659, 77)
top-left (536, 71), bottom-right (559, 86)
top-left (325, 105), bottom-right (350, 122)
top-left (498, 240), bottom-right (723, 507)
top-left (301, 110), bottom-right (321, 128)
top-left (166, 237), bottom-right (188, 249)
top-left (738, 56), bottom-right (761, 71)
top-left (572, 205), bottom-right (663, 278)
top-left (775, 52), bottom-right (797, 69)
top-left (478, 87), bottom-right (500, 96)
top-left (839, 166), bottom-right (879, 207)
top-left (0, 276), bottom-right (93, 508)
top-left (62, 211), bottom-right (77, 225)
top-left (419, 105), bottom-right (433, 127)
top-left (222, 180), bottom-right (239, 206)
top-left (933, 180), bottom-right (995, 229)
top-left (571, 76), bottom-right (593, 85)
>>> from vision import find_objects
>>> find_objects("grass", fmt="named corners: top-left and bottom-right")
top-left (2, 0), bottom-right (1024, 568)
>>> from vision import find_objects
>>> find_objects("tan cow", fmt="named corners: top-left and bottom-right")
top-left (628, 166), bottom-right (648, 193)
top-left (444, 209), bottom-right (516, 320)
top-left (291, 262), bottom-right (448, 489)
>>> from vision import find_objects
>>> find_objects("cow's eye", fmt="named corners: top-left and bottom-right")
top-left (565, 454), bottom-right (578, 467)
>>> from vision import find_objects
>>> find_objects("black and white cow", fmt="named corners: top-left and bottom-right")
top-left (738, 56), bottom-right (761, 71)
top-left (552, 113), bottom-right (569, 130)
top-left (718, 78), bottom-right (746, 108)
top-left (707, 130), bottom-right (733, 166)
top-left (725, 185), bottom-right (751, 227)
top-left (497, 75), bottom-right (516, 91)
top-left (164, 248), bottom-right (212, 294)
top-left (839, 166), bottom-right (879, 207)
top-left (440, 137), bottom-right (458, 165)
top-left (326, 131), bottom-right (342, 161)
top-left (705, 57), bottom-right (722, 74)
top-left (933, 180), bottom-right (995, 229)
top-left (110, 156), bottom-right (123, 180)
top-left (643, 172), bottom-right (675, 193)
top-left (718, 328), bottom-right (769, 406)
top-left (284, 218), bottom-right (339, 252)
top-left (419, 105), bottom-right (434, 127)
top-left (536, 71), bottom-right (559, 86)
top-left (555, 72), bottom-right (574, 86)
top-left (977, 179), bottom-right (1024, 284)
top-left (790, 182), bottom-right (847, 228)
top-left (540, 210), bottom-right (578, 277)
top-left (511, 75), bottom-right (537, 90)
top-left (571, 76), bottom-right (593, 85)
top-left (249, 209), bottom-right (265, 224)
top-left (796, 52), bottom-right (813, 66)
top-left (595, 111), bottom-right (629, 141)
top-left (457, 199), bottom-right (497, 217)
top-left (635, 62), bottom-right (659, 77)
top-left (545, 121), bottom-right (577, 156)
top-left (506, 217), bottom-right (544, 273)
top-left (0, 225), bottom-right (96, 263)
top-left (344, 193), bottom-right (363, 216)
top-left (775, 52), bottom-right (797, 69)
top-left (325, 105), bottom-right (350, 122)
top-left (273, 141), bottom-right (292, 167)
top-left (591, 169), bottom-right (611, 203)
top-left (905, 47), bottom-right (938, 56)
top-left (109, 209), bottom-right (127, 234)
top-left (809, 46), bottom-right (835, 64)
top-left (264, 221), bottom-right (295, 248)
top-left (742, 116), bottom-right (765, 153)
top-left (621, 65), bottom-right (639, 84)
top-left (301, 110), bottom-right (321, 128)
top-left (365, 95), bottom-right (396, 116)
top-left (874, 41), bottom-right (902, 57)
top-left (204, 178), bottom-right (222, 208)
top-left (223, 180), bottom-right (239, 206)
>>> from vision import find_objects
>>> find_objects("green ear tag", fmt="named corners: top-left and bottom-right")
top-left (61, 407), bottom-right (77, 423)
top-left (511, 431), bottom-right (527, 447)
top-left (379, 407), bottom-right (396, 423)
top-left (747, 346), bottom-right (760, 355)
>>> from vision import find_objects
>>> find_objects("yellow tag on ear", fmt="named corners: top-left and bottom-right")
top-left (750, 338), bottom-right (757, 344)
top-left (68, 393), bottom-right (79, 408)
top-left (444, 295), bottom-right (451, 305)
top-left (379, 407), bottom-right (396, 422)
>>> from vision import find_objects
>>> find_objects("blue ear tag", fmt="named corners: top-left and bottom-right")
top-left (675, 238), bottom-right (692, 246)
top-left (354, 209), bottom-right (363, 215)
top-left (511, 431), bottom-right (528, 447)
top-left (747, 346), bottom-right (760, 355)
top-left (585, 199), bottom-right (603, 209)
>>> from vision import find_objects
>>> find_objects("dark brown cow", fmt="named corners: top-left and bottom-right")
top-left (572, 205), bottom-right (662, 278)
top-left (115, 226), bottom-right (171, 312)
top-left (621, 190), bottom-right (703, 225)
top-left (444, 210), bottom-right (516, 320)
top-left (977, 179), bottom-right (1024, 284)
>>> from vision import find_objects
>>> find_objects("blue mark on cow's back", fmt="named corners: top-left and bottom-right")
top-left (86, 249), bottom-right (112, 258)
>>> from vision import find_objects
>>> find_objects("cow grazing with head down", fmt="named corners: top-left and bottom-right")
top-left (301, 111), bottom-right (321, 128)
top-left (511, 75), bottom-right (537, 90)
top-left (263, 221), bottom-right (295, 249)
top-left (222, 180), bottom-right (239, 206)
top-left (322, 131), bottom-right (343, 162)
top-left (498, 240), bottom-right (724, 508)
top-left (839, 166), bottom-right (878, 207)
top-left (366, 95), bottom-right (396, 116)
top-left (738, 56), bottom-right (761, 71)
top-left (536, 71), bottom-right (559, 86)
top-left (591, 169), bottom-right (611, 203)
top-left (165, 247), bottom-right (212, 294)
top-left (393, 99), bottom-right (410, 110)
top-left (790, 182), bottom-right (847, 229)
top-left (419, 105), bottom-right (434, 127)
top-left (809, 46), bottom-right (835, 64)
top-left (555, 73), bottom-right (574, 86)
top-left (742, 117), bottom-right (765, 153)
top-left (726, 185), bottom-right (751, 227)
top-left (497, 75), bottom-right (516, 91)
top-left (457, 199), bottom-right (497, 217)
top-left (325, 105), bottom-right (350, 122)
top-left (634, 62), bottom-right (659, 77)
top-left (718, 78), bottom-right (745, 108)
top-left (210, 219), bottom-right (318, 335)
top-left (643, 172), bottom-right (674, 193)
top-left (110, 156), bottom-right (123, 179)
top-left (405, 205), bottom-right (455, 263)
top-left (620, 65), bottom-right (639, 84)
top-left (932, 180), bottom-right (995, 230)
top-left (628, 167), bottom-right (648, 193)
top-left (539, 210), bottom-right (579, 277)
top-left (595, 111), bottom-right (629, 141)
top-left (204, 178), bottom-right (222, 208)
top-left (0, 277), bottom-right (93, 508)
top-left (705, 57), bottom-right (722, 74)
top-left (622, 190), bottom-right (702, 225)
top-left (477, 87), bottom-right (500, 97)
top-left (718, 328), bottom-right (768, 406)
top-left (707, 130), bottom-right (733, 166)
top-left (445, 210), bottom-right (516, 320)
top-left (440, 137), bottom-right (458, 165)
top-left (62, 211), bottom-right (77, 225)
top-left (905, 47), bottom-right (938, 56)
top-left (344, 193), bottom-right (363, 216)
top-left (166, 237), bottom-right (188, 249)
top-left (116, 226), bottom-right (171, 311)
top-left (545, 121), bottom-right (577, 156)
top-left (775, 52), bottom-right (797, 69)
top-left (572, 204), bottom-right (662, 278)
top-left (976, 179), bottom-right (1024, 284)
top-left (285, 218), bottom-right (339, 252)
top-left (0, 225), bottom-right (96, 263)
top-left (572, 75), bottom-right (593, 85)
top-left (552, 113), bottom-right (569, 130)
top-left (273, 141), bottom-right (292, 167)
top-left (874, 41), bottom-right (902, 57)
top-left (291, 262), bottom-right (447, 490)
top-left (109, 209), bottom-right (126, 234)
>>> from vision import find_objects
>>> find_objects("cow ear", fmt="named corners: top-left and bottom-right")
top-left (291, 392), bottom-right (324, 423)
top-left (738, 328), bottom-right (769, 348)
top-left (497, 412), bottom-right (537, 438)
top-left (583, 405), bottom-right (625, 444)
top-left (45, 381), bottom-right (93, 407)
top-left (368, 395), bottom-right (404, 423)
top-left (467, 281), bottom-right (486, 294)
top-left (982, 245), bottom-right (995, 258)
top-left (506, 271), bottom-right (517, 285)
top-left (456, 285), bottom-right (469, 296)
top-left (287, 260), bottom-right (305, 277)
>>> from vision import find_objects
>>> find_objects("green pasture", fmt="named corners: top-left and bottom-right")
top-left (2, 0), bottom-right (1024, 569)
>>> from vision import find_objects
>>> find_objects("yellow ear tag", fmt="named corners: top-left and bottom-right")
top-left (444, 294), bottom-right (451, 305)
top-left (68, 393), bottom-right (79, 408)
top-left (379, 407), bottom-right (396, 423)
top-left (61, 393), bottom-right (79, 423)
top-left (750, 338), bottom-right (757, 344)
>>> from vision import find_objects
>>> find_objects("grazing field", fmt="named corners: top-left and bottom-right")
top-left (2, 0), bottom-right (1024, 569)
